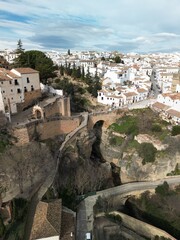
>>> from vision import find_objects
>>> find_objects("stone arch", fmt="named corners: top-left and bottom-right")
top-left (32, 105), bottom-right (44, 119)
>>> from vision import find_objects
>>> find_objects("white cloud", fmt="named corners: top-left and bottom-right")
top-left (1, 0), bottom-right (180, 52)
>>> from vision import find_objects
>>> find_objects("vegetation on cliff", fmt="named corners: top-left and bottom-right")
top-left (0, 129), bottom-right (14, 153)
top-left (125, 182), bottom-right (180, 239)
top-left (108, 108), bottom-right (174, 165)
top-left (1, 198), bottom-right (29, 240)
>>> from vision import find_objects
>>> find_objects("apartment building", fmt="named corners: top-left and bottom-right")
top-left (0, 68), bottom-right (41, 114)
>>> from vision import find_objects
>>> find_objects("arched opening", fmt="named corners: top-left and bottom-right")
top-left (90, 120), bottom-right (105, 163)
top-left (32, 105), bottom-right (44, 120)
top-left (35, 109), bottom-right (43, 119)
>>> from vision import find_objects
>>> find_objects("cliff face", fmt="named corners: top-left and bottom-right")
top-left (0, 142), bottom-right (56, 203)
top-left (99, 128), bottom-right (180, 183)
top-left (54, 127), bottom-right (114, 196)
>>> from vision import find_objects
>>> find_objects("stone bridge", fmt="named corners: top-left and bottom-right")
top-left (87, 109), bottom-right (126, 130)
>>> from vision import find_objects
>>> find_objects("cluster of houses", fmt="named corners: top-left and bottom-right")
top-left (97, 62), bottom-right (151, 107)
top-left (0, 49), bottom-right (180, 125)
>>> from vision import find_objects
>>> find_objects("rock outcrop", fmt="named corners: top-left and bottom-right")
top-left (99, 129), bottom-right (180, 183)
top-left (0, 142), bottom-right (56, 203)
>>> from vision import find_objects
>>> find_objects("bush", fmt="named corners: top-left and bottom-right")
top-left (152, 124), bottom-right (162, 132)
top-left (109, 115), bottom-right (139, 136)
top-left (172, 125), bottom-right (180, 136)
top-left (0, 217), bottom-right (5, 237)
top-left (155, 181), bottom-right (170, 196)
top-left (138, 142), bottom-right (157, 164)
top-left (106, 213), bottom-right (122, 224)
top-left (109, 136), bottom-right (124, 146)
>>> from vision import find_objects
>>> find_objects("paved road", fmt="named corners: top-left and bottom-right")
top-left (128, 98), bottom-right (156, 110)
top-left (76, 176), bottom-right (180, 240)
top-left (150, 71), bottom-right (160, 97)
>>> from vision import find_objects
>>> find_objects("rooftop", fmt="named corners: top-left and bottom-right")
top-left (14, 68), bottom-right (39, 74)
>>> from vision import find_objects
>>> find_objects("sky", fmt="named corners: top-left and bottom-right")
top-left (1, 0), bottom-right (180, 53)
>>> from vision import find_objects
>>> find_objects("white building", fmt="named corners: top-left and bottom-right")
top-left (0, 68), bottom-right (41, 114)
top-left (157, 93), bottom-right (180, 111)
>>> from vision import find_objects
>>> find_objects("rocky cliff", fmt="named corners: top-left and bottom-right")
top-left (99, 127), bottom-right (180, 183)
top-left (54, 127), bottom-right (114, 198)
top-left (0, 142), bottom-right (56, 203)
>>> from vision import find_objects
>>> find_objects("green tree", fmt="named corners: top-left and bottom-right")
top-left (81, 66), bottom-right (85, 80)
top-left (155, 181), bottom-right (170, 196)
top-left (67, 49), bottom-right (71, 55)
top-left (138, 142), bottom-right (157, 164)
top-left (114, 55), bottom-right (121, 63)
top-left (59, 64), bottom-right (64, 76)
top-left (76, 66), bottom-right (81, 78)
top-left (172, 125), bottom-right (180, 136)
top-left (0, 216), bottom-right (5, 237)
top-left (16, 39), bottom-right (24, 54)
top-left (14, 50), bottom-right (57, 83)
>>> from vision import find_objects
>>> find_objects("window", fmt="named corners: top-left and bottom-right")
top-left (3, 90), bottom-right (5, 93)
top-left (31, 85), bottom-right (34, 91)
top-left (27, 77), bottom-right (30, 83)
top-left (9, 81), bottom-right (12, 84)
top-left (15, 79), bottom-right (19, 85)
top-left (4, 97), bottom-right (6, 100)
top-left (17, 89), bottom-right (21, 93)
top-left (11, 97), bottom-right (13, 100)
top-left (101, 97), bottom-right (104, 100)
top-left (11, 89), bottom-right (13, 92)
top-left (24, 87), bottom-right (27, 92)
top-left (1, 82), bottom-right (3, 84)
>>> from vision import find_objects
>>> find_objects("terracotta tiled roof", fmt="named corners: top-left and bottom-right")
top-left (162, 93), bottom-right (180, 100)
top-left (137, 88), bottom-right (148, 93)
top-left (14, 68), bottom-right (39, 74)
top-left (0, 72), bottom-right (11, 81)
top-left (6, 70), bottom-right (19, 78)
top-left (30, 199), bottom-right (62, 240)
top-left (167, 109), bottom-right (180, 118)
top-left (151, 102), bottom-right (170, 111)
top-left (123, 92), bottom-right (138, 97)
top-left (61, 209), bottom-right (76, 240)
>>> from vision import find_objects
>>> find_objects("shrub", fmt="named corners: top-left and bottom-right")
top-left (109, 136), bottom-right (124, 146)
top-left (109, 115), bottom-right (139, 136)
top-left (138, 142), bottom-right (157, 164)
top-left (172, 125), bottom-right (180, 136)
top-left (151, 124), bottom-right (162, 132)
top-left (155, 181), bottom-right (170, 196)
top-left (106, 213), bottom-right (122, 224)
top-left (0, 217), bottom-right (5, 237)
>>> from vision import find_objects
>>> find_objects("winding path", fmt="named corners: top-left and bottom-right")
top-left (76, 176), bottom-right (180, 240)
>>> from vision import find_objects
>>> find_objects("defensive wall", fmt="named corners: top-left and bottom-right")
top-left (12, 108), bottom-right (127, 145)
top-left (13, 116), bottom-right (82, 145)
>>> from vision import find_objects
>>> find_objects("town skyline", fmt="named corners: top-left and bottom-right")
top-left (1, 0), bottom-right (180, 53)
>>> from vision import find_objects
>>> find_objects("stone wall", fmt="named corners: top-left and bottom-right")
top-left (110, 211), bottom-right (176, 240)
top-left (13, 127), bottom-right (30, 145)
top-left (17, 89), bottom-right (42, 112)
top-left (13, 116), bottom-right (81, 144)
top-left (35, 118), bottom-right (80, 140)
top-left (24, 89), bottom-right (42, 107)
